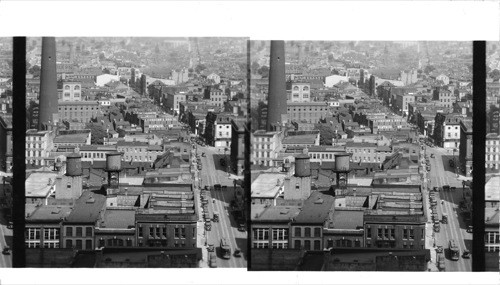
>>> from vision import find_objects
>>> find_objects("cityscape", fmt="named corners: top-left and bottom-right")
top-left (1, 37), bottom-right (249, 268)
top-left (249, 41), bottom-right (497, 271)
top-left (0, 38), bottom-right (497, 272)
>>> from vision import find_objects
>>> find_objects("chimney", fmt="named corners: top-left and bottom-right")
top-left (38, 37), bottom-right (58, 130)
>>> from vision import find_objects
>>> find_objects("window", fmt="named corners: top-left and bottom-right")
top-left (378, 228), bottom-right (383, 238)
top-left (355, 240), bottom-right (361, 247)
top-left (304, 227), bottom-right (311, 237)
top-left (66, 239), bottom-right (73, 248)
top-left (294, 227), bottom-right (301, 237)
top-left (66, 227), bottom-right (73, 237)
top-left (390, 228), bottom-right (395, 239)
top-left (272, 229), bottom-right (288, 241)
top-left (403, 228), bottom-right (408, 239)
top-left (181, 227), bottom-right (186, 239)
top-left (294, 240), bottom-right (301, 249)
top-left (314, 240), bottom-right (321, 250)
top-left (138, 226), bottom-right (143, 237)
top-left (85, 239), bottom-right (92, 250)
top-left (76, 239), bottom-right (83, 249)
top-left (304, 240), bottom-right (311, 250)
top-left (366, 227), bottom-right (371, 238)
top-left (409, 229), bottom-right (415, 240)
top-left (253, 228), bottom-right (269, 240)
top-left (314, 227), bottom-right (321, 238)
top-left (76, 227), bottom-right (83, 237)
top-left (86, 227), bottom-right (92, 237)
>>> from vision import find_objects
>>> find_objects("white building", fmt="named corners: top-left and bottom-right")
top-left (207, 73), bottom-right (221, 84)
top-left (324, 75), bottom-right (349, 88)
top-left (96, 74), bottom-right (120, 87)
top-left (59, 82), bottom-right (82, 101)
top-left (436, 74), bottom-right (450, 85)
top-left (251, 130), bottom-right (284, 167)
top-left (288, 82), bottom-right (311, 102)
top-left (486, 133), bottom-right (500, 170)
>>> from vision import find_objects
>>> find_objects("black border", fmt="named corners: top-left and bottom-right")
top-left (472, 41), bottom-right (486, 272)
top-left (12, 37), bottom-right (26, 267)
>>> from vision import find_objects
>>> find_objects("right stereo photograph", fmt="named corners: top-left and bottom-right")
top-left (249, 40), bottom-right (497, 271)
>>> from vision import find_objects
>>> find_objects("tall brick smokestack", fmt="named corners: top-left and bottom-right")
top-left (266, 40), bottom-right (287, 132)
top-left (38, 37), bottom-right (58, 130)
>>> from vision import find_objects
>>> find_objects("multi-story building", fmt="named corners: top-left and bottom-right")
top-left (164, 93), bottom-right (186, 115)
top-left (437, 89), bottom-right (456, 108)
top-left (486, 133), bottom-right (500, 171)
top-left (79, 145), bottom-right (117, 163)
top-left (116, 141), bottom-right (163, 163)
top-left (435, 113), bottom-right (466, 149)
top-left (25, 204), bottom-right (73, 249)
top-left (58, 101), bottom-right (101, 123)
top-left (287, 102), bottom-right (330, 124)
top-left (209, 88), bottom-right (226, 107)
top-left (394, 93), bottom-right (415, 116)
top-left (251, 130), bottom-right (284, 167)
top-left (251, 204), bottom-right (301, 249)
top-left (0, 115), bottom-right (13, 172)
top-left (290, 191), bottom-right (335, 251)
top-left (26, 129), bottom-right (55, 166)
top-left (345, 142), bottom-right (392, 164)
top-left (368, 115), bottom-right (409, 134)
top-left (288, 82), bottom-right (311, 103)
top-left (485, 176), bottom-right (499, 271)
top-left (307, 146), bottom-right (345, 164)
top-left (213, 114), bottom-right (234, 148)
top-left (62, 191), bottom-right (106, 250)
top-left (230, 119), bottom-right (246, 175)
top-left (58, 81), bottom-right (82, 101)
top-left (459, 120), bottom-right (473, 176)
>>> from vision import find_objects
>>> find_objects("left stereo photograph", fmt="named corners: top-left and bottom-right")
top-left (0, 38), bottom-right (13, 267)
top-left (7, 37), bottom-right (250, 268)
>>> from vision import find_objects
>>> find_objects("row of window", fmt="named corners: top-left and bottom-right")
top-left (58, 107), bottom-right (98, 111)
top-left (66, 226), bottom-right (93, 237)
top-left (137, 226), bottom-right (195, 239)
top-left (288, 108), bottom-right (326, 112)
top-left (294, 227), bottom-right (321, 238)
top-left (26, 228), bottom-right (60, 241)
top-left (366, 227), bottom-right (423, 240)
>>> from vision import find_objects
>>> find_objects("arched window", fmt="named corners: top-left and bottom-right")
top-left (65, 85), bottom-right (70, 90)
top-left (303, 86), bottom-right (309, 91)
top-left (293, 86), bottom-right (299, 91)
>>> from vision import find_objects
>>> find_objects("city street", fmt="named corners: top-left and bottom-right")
top-left (424, 145), bottom-right (472, 272)
top-left (197, 145), bottom-right (247, 268)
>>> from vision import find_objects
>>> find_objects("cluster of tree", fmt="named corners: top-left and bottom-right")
top-left (195, 64), bottom-right (207, 74)
top-left (257, 65), bottom-right (269, 78)
top-left (489, 69), bottom-right (500, 80)
top-left (86, 122), bottom-right (107, 145)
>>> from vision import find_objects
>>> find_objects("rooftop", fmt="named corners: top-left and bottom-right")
top-left (252, 204), bottom-right (301, 222)
top-left (101, 208), bottom-right (135, 229)
top-left (329, 209), bottom-right (364, 230)
top-left (294, 191), bottom-right (335, 224)
top-left (65, 191), bottom-right (106, 224)
top-left (26, 205), bottom-right (73, 222)
top-left (251, 173), bottom-right (286, 199)
top-left (485, 176), bottom-right (500, 202)
top-left (25, 171), bottom-right (58, 198)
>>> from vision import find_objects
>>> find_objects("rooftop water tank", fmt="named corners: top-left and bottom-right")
top-left (66, 153), bottom-right (82, 176)
top-left (106, 152), bottom-right (122, 171)
top-left (335, 153), bottom-right (351, 172)
top-left (294, 154), bottom-right (311, 177)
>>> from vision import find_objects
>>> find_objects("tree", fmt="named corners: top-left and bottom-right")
top-left (424, 65), bottom-right (435, 74)
top-left (195, 64), bottom-right (207, 74)
top-left (328, 54), bottom-right (334, 62)
top-left (29, 65), bottom-right (40, 77)
top-left (102, 68), bottom-right (110, 74)
top-left (257, 65), bottom-right (269, 78)
top-left (489, 69), bottom-right (500, 79)
top-left (86, 123), bottom-right (107, 145)
top-left (315, 124), bottom-right (337, 145)
top-left (251, 61), bottom-right (260, 74)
